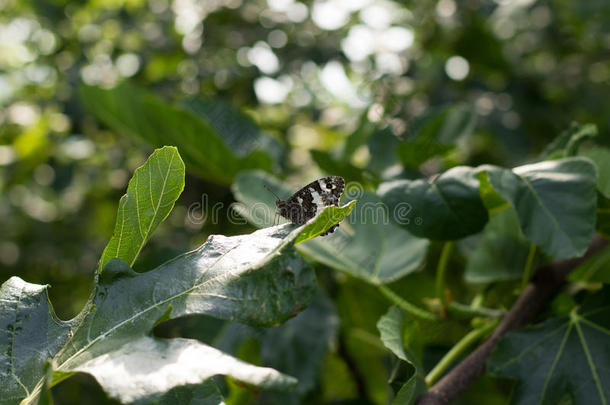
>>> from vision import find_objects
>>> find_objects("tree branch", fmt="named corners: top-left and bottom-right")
top-left (417, 235), bottom-right (608, 405)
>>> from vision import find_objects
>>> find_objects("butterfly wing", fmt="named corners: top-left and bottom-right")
top-left (285, 176), bottom-right (345, 230)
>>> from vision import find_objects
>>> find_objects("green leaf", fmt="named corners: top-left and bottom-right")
top-left (488, 289), bottom-right (610, 405)
top-left (196, 297), bottom-right (339, 405)
top-left (99, 146), bottom-right (185, 272)
top-left (152, 380), bottom-right (224, 405)
top-left (2, 221), bottom-right (317, 404)
top-left (294, 200), bottom-right (357, 244)
top-left (299, 191), bottom-right (428, 284)
top-left (540, 122), bottom-right (598, 159)
top-left (233, 171), bottom-right (429, 284)
top-left (38, 361), bottom-right (54, 405)
top-left (464, 208), bottom-right (535, 283)
top-left (377, 306), bottom-right (426, 405)
top-left (397, 103), bottom-right (476, 168)
top-left (481, 157), bottom-right (598, 259)
top-left (476, 170), bottom-right (511, 213)
top-left (73, 336), bottom-right (294, 404)
top-left (257, 295), bottom-right (339, 405)
top-left (568, 243), bottom-right (610, 284)
top-left (310, 149), bottom-right (378, 186)
top-left (378, 166), bottom-right (489, 240)
top-left (181, 96), bottom-right (283, 167)
top-left (580, 147), bottom-right (610, 198)
top-left (0, 277), bottom-right (72, 405)
top-left (1, 142), bottom-right (355, 403)
top-left (80, 82), bottom-right (272, 184)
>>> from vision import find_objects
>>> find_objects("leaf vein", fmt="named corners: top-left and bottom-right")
top-left (539, 323), bottom-right (572, 402)
top-left (57, 241), bottom-right (238, 371)
top-left (575, 319), bottom-right (607, 404)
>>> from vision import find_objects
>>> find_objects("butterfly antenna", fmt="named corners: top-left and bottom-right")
top-left (263, 184), bottom-right (281, 200)
top-left (264, 184), bottom-right (282, 226)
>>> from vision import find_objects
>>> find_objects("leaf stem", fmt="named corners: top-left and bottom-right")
top-left (424, 320), bottom-right (498, 386)
top-left (377, 284), bottom-right (438, 321)
top-left (521, 244), bottom-right (537, 289)
top-left (418, 236), bottom-right (608, 405)
top-left (446, 302), bottom-right (505, 319)
top-left (435, 241), bottom-right (454, 309)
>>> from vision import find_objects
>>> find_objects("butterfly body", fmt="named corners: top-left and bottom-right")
top-left (272, 176), bottom-right (345, 235)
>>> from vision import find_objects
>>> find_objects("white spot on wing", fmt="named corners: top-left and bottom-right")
top-left (311, 191), bottom-right (323, 215)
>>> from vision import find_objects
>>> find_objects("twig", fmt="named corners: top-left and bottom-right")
top-left (424, 319), bottom-right (499, 386)
top-left (378, 284), bottom-right (439, 321)
top-left (435, 241), bottom-right (454, 310)
top-left (446, 302), bottom-right (505, 319)
top-left (417, 235), bottom-right (608, 405)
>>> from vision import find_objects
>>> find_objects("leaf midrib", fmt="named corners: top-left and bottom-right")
top-left (58, 225), bottom-right (302, 373)
top-left (130, 151), bottom-right (176, 266)
top-left (539, 323), bottom-right (572, 402)
top-left (575, 318), bottom-right (608, 405)
top-left (57, 242), bottom-right (239, 371)
top-left (9, 287), bottom-right (29, 397)
top-left (430, 181), bottom-right (462, 223)
top-left (492, 322), bottom-right (568, 371)
top-left (517, 172), bottom-right (577, 253)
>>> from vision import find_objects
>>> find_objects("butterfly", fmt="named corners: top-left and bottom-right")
top-left (265, 176), bottom-right (345, 236)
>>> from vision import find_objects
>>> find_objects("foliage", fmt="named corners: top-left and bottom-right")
top-left (377, 306), bottom-right (425, 405)
top-left (232, 171), bottom-right (429, 284)
top-left (80, 84), bottom-right (277, 185)
top-left (488, 288), bottom-right (610, 405)
top-left (0, 147), bottom-right (351, 404)
top-left (2, 0), bottom-right (610, 404)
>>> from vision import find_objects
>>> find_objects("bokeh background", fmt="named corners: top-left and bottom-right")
top-left (1, 0), bottom-right (609, 403)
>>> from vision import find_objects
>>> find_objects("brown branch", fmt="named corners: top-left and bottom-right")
top-left (417, 235), bottom-right (609, 405)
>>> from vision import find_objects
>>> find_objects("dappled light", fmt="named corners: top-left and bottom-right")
top-left (1, 0), bottom-right (610, 403)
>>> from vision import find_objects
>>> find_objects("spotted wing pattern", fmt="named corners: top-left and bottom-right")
top-left (277, 176), bottom-right (345, 236)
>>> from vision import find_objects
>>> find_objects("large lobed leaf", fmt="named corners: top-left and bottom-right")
top-left (0, 278), bottom-right (72, 405)
top-left (1, 223), bottom-right (311, 403)
top-left (232, 171), bottom-right (428, 285)
top-left (488, 289), bottom-right (610, 405)
top-left (0, 147), bottom-right (349, 404)
top-left (1, 219), bottom-right (325, 404)
top-left (73, 336), bottom-right (295, 404)
top-left (480, 157), bottom-right (597, 259)
top-left (378, 166), bottom-right (489, 240)
top-left (378, 157), bottom-right (598, 259)
top-left (80, 82), bottom-right (274, 185)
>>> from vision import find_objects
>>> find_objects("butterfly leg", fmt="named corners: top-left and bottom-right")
top-left (321, 223), bottom-right (339, 236)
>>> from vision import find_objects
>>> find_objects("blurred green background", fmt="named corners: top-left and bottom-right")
top-left (1, 0), bottom-right (609, 403)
